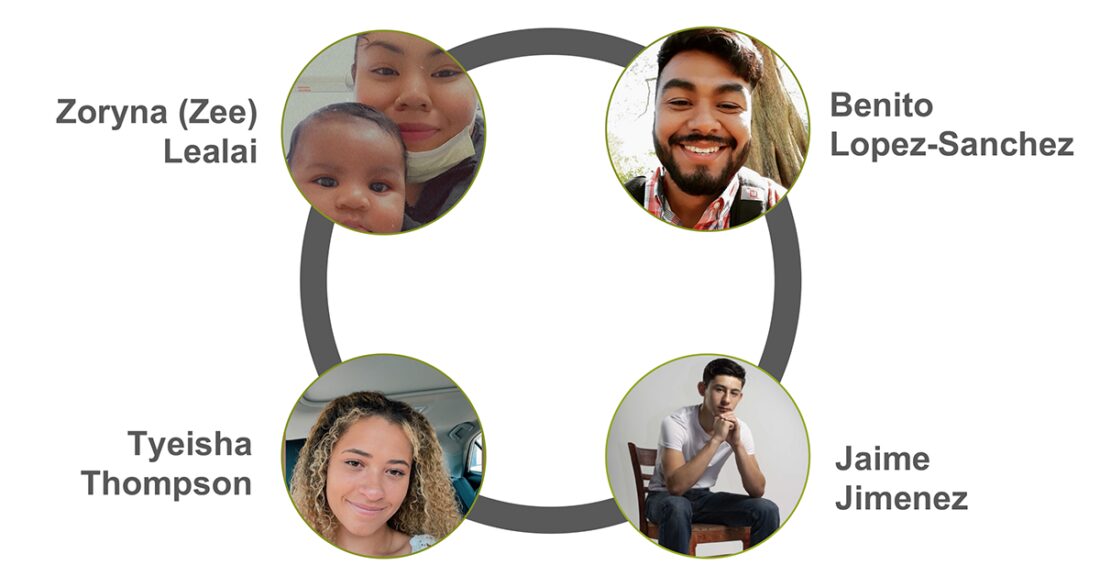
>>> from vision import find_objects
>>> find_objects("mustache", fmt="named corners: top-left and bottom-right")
top-left (670, 134), bottom-right (736, 147)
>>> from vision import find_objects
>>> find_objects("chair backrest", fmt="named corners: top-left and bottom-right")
top-left (627, 442), bottom-right (658, 534)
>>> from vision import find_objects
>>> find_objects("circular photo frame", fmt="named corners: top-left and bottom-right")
top-left (605, 354), bottom-right (809, 557)
top-left (606, 27), bottom-right (808, 231)
top-left (283, 30), bottom-right (486, 234)
top-left (283, 353), bottom-right (485, 558)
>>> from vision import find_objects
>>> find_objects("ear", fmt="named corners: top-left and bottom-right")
top-left (350, 62), bottom-right (357, 82)
top-left (697, 381), bottom-right (707, 397)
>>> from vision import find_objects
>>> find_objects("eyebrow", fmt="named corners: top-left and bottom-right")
top-left (660, 78), bottom-right (747, 96)
top-left (371, 166), bottom-right (405, 181)
top-left (362, 40), bottom-right (445, 58)
top-left (362, 40), bottom-right (404, 55)
top-left (342, 448), bottom-right (411, 467)
top-left (660, 78), bottom-right (695, 94)
top-left (300, 162), bottom-right (342, 173)
top-left (716, 82), bottom-right (747, 95)
top-left (382, 166), bottom-right (404, 176)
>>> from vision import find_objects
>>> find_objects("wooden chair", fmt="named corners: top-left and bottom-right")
top-left (628, 442), bottom-right (751, 556)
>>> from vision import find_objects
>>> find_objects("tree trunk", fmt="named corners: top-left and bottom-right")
top-left (746, 40), bottom-right (808, 189)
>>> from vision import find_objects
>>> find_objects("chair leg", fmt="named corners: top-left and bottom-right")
top-left (689, 534), bottom-right (698, 556)
top-left (741, 533), bottom-right (751, 550)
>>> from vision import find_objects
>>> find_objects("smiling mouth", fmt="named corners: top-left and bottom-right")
top-left (398, 123), bottom-right (439, 142)
top-left (672, 135), bottom-right (734, 161)
top-left (682, 143), bottom-right (724, 156)
top-left (347, 500), bottom-right (387, 515)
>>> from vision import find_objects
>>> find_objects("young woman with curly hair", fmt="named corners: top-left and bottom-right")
top-left (290, 391), bottom-right (461, 556)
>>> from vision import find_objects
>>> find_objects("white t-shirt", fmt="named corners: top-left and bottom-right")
top-left (648, 404), bottom-right (755, 492)
top-left (409, 534), bottom-right (436, 552)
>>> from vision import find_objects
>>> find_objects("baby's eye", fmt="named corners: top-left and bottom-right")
top-left (667, 98), bottom-right (691, 109)
top-left (369, 182), bottom-right (392, 193)
top-left (312, 176), bottom-right (338, 188)
top-left (371, 66), bottom-right (398, 77)
top-left (719, 102), bottom-right (745, 113)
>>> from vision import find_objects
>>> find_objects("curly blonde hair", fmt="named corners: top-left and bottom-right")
top-left (290, 391), bottom-right (461, 541)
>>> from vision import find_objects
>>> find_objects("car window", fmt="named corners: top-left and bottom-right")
top-left (467, 432), bottom-right (483, 474)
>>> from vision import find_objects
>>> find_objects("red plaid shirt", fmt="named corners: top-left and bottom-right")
top-left (642, 167), bottom-right (782, 230)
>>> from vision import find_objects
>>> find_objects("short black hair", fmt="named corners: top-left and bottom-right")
top-left (657, 28), bottom-right (764, 90)
top-left (286, 102), bottom-right (406, 166)
top-left (702, 358), bottom-right (747, 387)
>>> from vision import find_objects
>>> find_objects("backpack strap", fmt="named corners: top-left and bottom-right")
top-left (730, 169), bottom-right (771, 226)
top-left (625, 175), bottom-right (646, 205)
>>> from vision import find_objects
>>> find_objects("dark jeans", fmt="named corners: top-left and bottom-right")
top-left (645, 489), bottom-right (780, 554)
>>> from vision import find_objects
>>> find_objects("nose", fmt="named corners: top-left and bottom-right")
top-left (335, 185), bottom-right (370, 212)
top-left (687, 105), bottom-right (721, 134)
top-left (394, 70), bottom-right (431, 111)
top-left (358, 472), bottom-right (385, 501)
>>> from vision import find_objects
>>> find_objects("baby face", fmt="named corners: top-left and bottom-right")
top-left (290, 116), bottom-right (406, 234)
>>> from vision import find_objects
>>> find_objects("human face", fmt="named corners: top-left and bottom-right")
top-left (653, 50), bottom-right (753, 197)
top-left (698, 374), bottom-right (744, 417)
top-left (290, 117), bottom-right (405, 234)
top-left (354, 32), bottom-right (476, 152)
top-left (326, 416), bottom-right (414, 541)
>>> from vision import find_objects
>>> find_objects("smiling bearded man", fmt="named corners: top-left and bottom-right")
top-left (626, 28), bottom-right (785, 230)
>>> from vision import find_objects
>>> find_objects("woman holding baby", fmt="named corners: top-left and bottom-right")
top-left (287, 30), bottom-right (483, 234)
top-left (351, 31), bottom-right (483, 232)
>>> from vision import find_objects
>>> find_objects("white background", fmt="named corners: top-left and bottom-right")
top-left (2, 0), bottom-right (1096, 573)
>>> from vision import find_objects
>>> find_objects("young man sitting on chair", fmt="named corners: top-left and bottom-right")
top-left (645, 358), bottom-right (780, 553)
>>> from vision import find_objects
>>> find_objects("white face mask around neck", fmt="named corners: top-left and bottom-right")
top-left (405, 120), bottom-right (476, 184)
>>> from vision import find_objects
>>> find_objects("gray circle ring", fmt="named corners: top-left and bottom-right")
top-left (299, 28), bottom-right (802, 534)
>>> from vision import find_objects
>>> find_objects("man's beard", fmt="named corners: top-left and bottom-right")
top-left (654, 132), bottom-right (751, 197)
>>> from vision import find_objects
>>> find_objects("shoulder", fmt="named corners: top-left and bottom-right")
top-left (736, 166), bottom-right (783, 191)
top-left (407, 115), bottom-right (485, 230)
top-left (624, 175), bottom-right (647, 203)
top-left (737, 167), bottom-right (785, 207)
top-left (667, 405), bottom-right (696, 427)
top-left (624, 167), bottom-right (660, 204)
top-left (657, 406), bottom-right (694, 448)
top-left (409, 534), bottom-right (437, 552)
top-left (660, 406), bottom-right (695, 435)
top-left (471, 114), bottom-right (486, 154)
